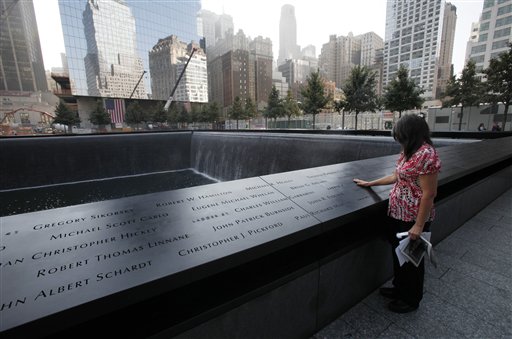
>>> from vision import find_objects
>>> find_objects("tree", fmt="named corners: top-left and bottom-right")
top-left (283, 90), bottom-right (301, 128)
top-left (264, 85), bottom-right (283, 128)
top-left (229, 96), bottom-right (244, 129)
top-left (89, 100), bottom-right (111, 129)
top-left (483, 43), bottom-right (512, 131)
top-left (333, 100), bottom-right (345, 130)
top-left (342, 65), bottom-right (378, 130)
top-left (206, 102), bottom-right (221, 128)
top-left (301, 69), bottom-right (329, 129)
top-left (177, 104), bottom-right (190, 128)
top-left (125, 101), bottom-right (147, 130)
top-left (152, 102), bottom-right (169, 127)
top-left (244, 97), bottom-right (257, 128)
top-left (167, 103), bottom-right (179, 128)
top-left (190, 103), bottom-right (202, 125)
top-left (443, 59), bottom-right (483, 131)
top-left (53, 101), bottom-right (81, 133)
top-left (383, 64), bottom-right (424, 119)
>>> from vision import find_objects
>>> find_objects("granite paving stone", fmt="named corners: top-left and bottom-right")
top-left (334, 303), bottom-right (391, 338)
top-left (425, 270), bottom-right (511, 334)
top-left (427, 250), bottom-right (511, 293)
top-left (312, 188), bottom-right (512, 339)
top-left (375, 323), bottom-right (415, 339)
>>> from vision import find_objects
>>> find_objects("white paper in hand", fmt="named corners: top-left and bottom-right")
top-left (395, 236), bottom-right (409, 266)
top-left (395, 232), bottom-right (433, 267)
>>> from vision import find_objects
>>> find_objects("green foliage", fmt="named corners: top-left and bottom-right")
top-left (383, 64), bottom-right (424, 117)
top-left (333, 100), bottom-right (345, 113)
top-left (53, 101), bottom-right (81, 133)
top-left (205, 101), bottom-right (221, 123)
top-left (342, 65), bottom-right (378, 130)
top-left (229, 96), bottom-right (244, 129)
top-left (167, 103), bottom-right (179, 126)
top-left (301, 69), bottom-right (329, 129)
top-left (283, 90), bottom-right (301, 128)
top-left (152, 102), bottom-right (168, 123)
top-left (190, 103), bottom-right (202, 123)
top-left (89, 100), bottom-right (111, 126)
top-left (177, 103), bottom-right (190, 125)
top-left (443, 59), bottom-right (483, 130)
top-left (483, 43), bottom-right (512, 130)
top-left (244, 97), bottom-right (257, 120)
top-left (125, 101), bottom-right (148, 127)
top-left (264, 85), bottom-right (284, 127)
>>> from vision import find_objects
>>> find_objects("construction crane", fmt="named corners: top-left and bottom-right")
top-left (164, 48), bottom-right (197, 111)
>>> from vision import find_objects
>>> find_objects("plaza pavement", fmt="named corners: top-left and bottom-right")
top-left (312, 187), bottom-right (512, 339)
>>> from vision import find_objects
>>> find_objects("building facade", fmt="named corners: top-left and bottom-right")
top-left (278, 4), bottom-right (301, 66)
top-left (250, 37), bottom-right (274, 105)
top-left (437, 3), bottom-right (457, 99)
top-left (383, 0), bottom-right (456, 101)
top-left (83, 0), bottom-right (147, 98)
top-left (319, 32), bottom-right (383, 89)
top-left (199, 10), bottom-right (234, 49)
top-left (59, 0), bottom-right (201, 99)
top-left (174, 46), bottom-right (208, 103)
top-left (149, 35), bottom-right (189, 101)
top-left (207, 29), bottom-right (273, 109)
top-left (465, 0), bottom-right (512, 73)
top-left (0, 0), bottom-right (47, 92)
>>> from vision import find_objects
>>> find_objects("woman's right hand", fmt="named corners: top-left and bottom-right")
top-left (353, 178), bottom-right (371, 187)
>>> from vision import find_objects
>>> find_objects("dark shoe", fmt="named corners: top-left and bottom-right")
top-left (388, 299), bottom-right (418, 313)
top-left (379, 287), bottom-right (398, 299)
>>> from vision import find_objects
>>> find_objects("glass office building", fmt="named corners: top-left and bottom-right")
top-left (0, 0), bottom-right (47, 92)
top-left (59, 0), bottom-right (201, 99)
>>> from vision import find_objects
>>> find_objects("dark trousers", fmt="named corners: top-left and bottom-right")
top-left (386, 217), bottom-right (430, 307)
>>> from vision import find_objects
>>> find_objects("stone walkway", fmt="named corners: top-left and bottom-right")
top-left (312, 188), bottom-right (512, 339)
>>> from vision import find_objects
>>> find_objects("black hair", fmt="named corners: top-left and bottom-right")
top-left (392, 114), bottom-right (433, 160)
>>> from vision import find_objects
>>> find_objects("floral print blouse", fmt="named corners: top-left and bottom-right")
top-left (388, 143), bottom-right (441, 222)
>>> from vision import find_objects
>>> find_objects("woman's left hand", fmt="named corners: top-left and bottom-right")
top-left (408, 224), bottom-right (424, 240)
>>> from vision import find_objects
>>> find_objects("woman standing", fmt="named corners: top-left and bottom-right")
top-left (353, 114), bottom-right (441, 313)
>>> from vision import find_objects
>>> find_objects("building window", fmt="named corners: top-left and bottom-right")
top-left (497, 4), bottom-right (512, 16)
top-left (471, 55), bottom-right (485, 63)
top-left (484, 0), bottom-right (495, 9)
top-left (492, 39), bottom-right (510, 50)
top-left (481, 11), bottom-right (492, 20)
top-left (471, 44), bottom-right (486, 54)
top-left (494, 27), bottom-right (511, 38)
top-left (496, 15), bottom-right (512, 27)
top-left (401, 36), bottom-right (411, 44)
top-left (479, 22), bottom-right (490, 31)
top-left (478, 33), bottom-right (488, 42)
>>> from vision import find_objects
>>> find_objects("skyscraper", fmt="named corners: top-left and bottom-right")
top-left (149, 35), bottom-right (189, 101)
top-left (83, 0), bottom-right (146, 98)
top-left (250, 36), bottom-right (273, 105)
top-left (437, 3), bottom-right (457, 99)
top-left (207, 29), bottom-right (272, 108)
top-left (278, 4), bottom-right (300, 66)
top-left (319, 32), bottom-right (383, 89)
top-left (59, 0), bottom-right (201, 99)
top-left (174, 45), bottom-right (208, 103)
top-left (0, 0), bottom-right (47, 92)
top-left (383, 0), bottom-right (456, 101)
top-left (199, 10), bottom-right (234, 48)
top-left (465, 0), bottom-right (512, 73)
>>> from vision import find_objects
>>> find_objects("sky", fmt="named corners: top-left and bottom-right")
top-left (34, 0), bottom-right (484, 75)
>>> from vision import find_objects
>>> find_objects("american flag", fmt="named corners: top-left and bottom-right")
top-left (104, 98), bottom-right (125, 124)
